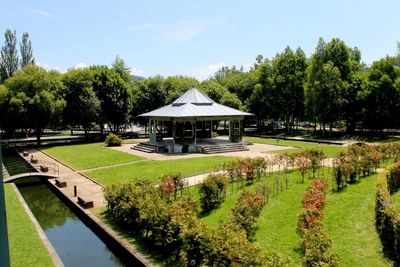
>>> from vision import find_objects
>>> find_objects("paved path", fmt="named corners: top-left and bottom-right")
top-left (111, 142), bottom-right (293, 161)
top-left (19, 148), bottom-right (105, 208)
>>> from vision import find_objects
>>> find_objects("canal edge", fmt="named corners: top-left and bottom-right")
top-left (11, 183), bottom-right (64, 267)
top-left (45, 179), bottom-right (154, 267)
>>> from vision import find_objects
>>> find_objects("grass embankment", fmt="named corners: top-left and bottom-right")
top-left (5, 184), bottom-right (54, 267)
top-left (41, 142), bottom-right (144, 170)
top-left (85, 156), bottom-right (235, 184)
top-left (324, 174), bottom-right (391, 266)
top-left (244, 136), bottom-right (347, 157)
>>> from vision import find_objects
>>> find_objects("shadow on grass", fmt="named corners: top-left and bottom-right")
top-left (97, 209), bottom-right (182, 267)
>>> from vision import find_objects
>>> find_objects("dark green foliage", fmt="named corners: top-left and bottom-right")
top-left (104, 133), bottom-right (122, 147)
top-left (90, 65), bottom-right (131, 133)
top-left (198, 173), bottom-right (227, 212)
top-left (0, 29), bottom-right (19, 82)
top-left (20, 32), bottom-right (34, 68)
top-left (387, 163), bottom-right (400, 194)
top-left (375, 167), bottom-right (400, 261)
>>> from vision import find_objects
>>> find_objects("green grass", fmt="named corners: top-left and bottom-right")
top-left (5, 184), bottom-right (54, 267)
top-left (324, 174), bottom-right (392, 266)
top-left (85, 156), bottom-right (235, 184)
top-left (244, 136), bottom-right (347, 157)
top-left (198, 168), bottom-right (391, 266)
top-left (41, 142), bottom-right (144, 170)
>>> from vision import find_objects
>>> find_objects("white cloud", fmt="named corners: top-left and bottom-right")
top-left (74, 62), bottom-right (87, 69)
top-left (36, 61), bottom-right (65, 73)
top-left (127, 18), bottom-right (229, 44)
top-left (184, 61), bottom-right (226, 80)
top-left (130, 68), bottom-right (144, 76)
top-left (31, 8), bottom-right (59, 19)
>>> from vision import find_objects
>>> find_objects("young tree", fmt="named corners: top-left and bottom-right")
top-left (20, 32), bottom-right (34, 68)
top-left (0, 29), bottom-right (19, 82)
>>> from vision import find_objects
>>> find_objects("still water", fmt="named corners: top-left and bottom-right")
top-left (16, 177), bottom-right (125, 267)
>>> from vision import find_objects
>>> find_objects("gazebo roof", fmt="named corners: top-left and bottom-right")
top-left (139, 87), bottom-right (252, 118)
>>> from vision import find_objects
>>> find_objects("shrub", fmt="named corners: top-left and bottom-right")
top-left (300, 222), bottom-right (338, 267)
top-left (375, 166), bottom-right (400, 261)
top-left (199, 173), bottom-right (227, 212)
top-left (159, 172), bottom-right (184, 200)
top-left (104, 133), bottom-right (122, 146)
top-left (229, 190), bottom-right (264, 238)
top-left (305, 149), bottom-right (325, 178)
top-left (387, 163), bottom-right (400, 194)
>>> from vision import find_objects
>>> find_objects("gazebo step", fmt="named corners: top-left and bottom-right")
top-left (200, 143), bottom-right (248, 154)
top-left (131, 143), bottom-right (156, 153)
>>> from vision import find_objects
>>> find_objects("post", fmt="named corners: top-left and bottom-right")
top-left (74, 185), bottom-right (77, 197)
top-left (0, 137), bottom-right (10, 267)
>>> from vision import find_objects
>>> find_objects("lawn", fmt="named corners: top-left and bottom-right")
top-left (324, 174), bottom-right (392, 266)
top-left (197, 167), bottom-right (391, 266)
top-left (85, 156), bottom-right (235, 184)
top-left (41, 142), bottom-right (144, 170)
top-left (244, 136), bottom-right (347, 157)
top-left (5, 184), bottom-right (54, 267)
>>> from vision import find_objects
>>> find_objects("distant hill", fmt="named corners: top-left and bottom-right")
top-left (132, 75), bottom-right (145, 81)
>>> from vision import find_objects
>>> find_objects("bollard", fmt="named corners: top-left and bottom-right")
top-left (74, 185), bottom-right (77, 197)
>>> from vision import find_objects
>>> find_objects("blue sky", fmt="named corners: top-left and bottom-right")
top-left (2, 0), bottom-right (400, 80)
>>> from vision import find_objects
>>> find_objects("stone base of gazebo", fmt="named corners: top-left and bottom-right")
top-left (131, 138), bottom-right (250, 154)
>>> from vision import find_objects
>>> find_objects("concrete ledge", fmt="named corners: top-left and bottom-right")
top-left (11, 183), bottom-right (64, 267)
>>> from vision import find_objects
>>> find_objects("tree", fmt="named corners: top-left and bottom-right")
top-left (111, 55), bottom-right (131, 83)
top-left (271, 46), bottom-right (307, 132)
top-left (0, 29), bottom-right (19, 82)
top-left (3, 65), bottom-right (65, 144)
top-left (247, 59), bottom-right (275, 126)
top-left (200, 80), bottom-right (242, 109)
top-left (90, 66), bottom-right (131, 133)
top-left (359, 57), bottom-right (400, 133)
top-left (61, 68), bottom-right (100, 135)
top-left (20, 32), bottom-right (34, 68)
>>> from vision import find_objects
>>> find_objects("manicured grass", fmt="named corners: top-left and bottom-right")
top-left (244, 136), bottom-right (347, 157)
top-left (324, 174), bottom-right (392, 266)
top-left (85, 156), bottom-right (235, 184)
top-left (5, 184), bottom-right (54, 267)
top-left (41, 142), bottom-right (144, 170)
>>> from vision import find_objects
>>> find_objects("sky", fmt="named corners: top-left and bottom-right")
top-left (1, 0), bottom-right (400, 80)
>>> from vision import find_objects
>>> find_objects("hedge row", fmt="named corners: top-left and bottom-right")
top-left (104, 177), bottom-right (287, 266)
top-left (375, 165), bottom-right (400, 263)
top-left (297, 178), bottom-right (338, 266)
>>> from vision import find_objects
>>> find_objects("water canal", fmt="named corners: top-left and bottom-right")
top-left (4, 154), bottom-right (126, 267)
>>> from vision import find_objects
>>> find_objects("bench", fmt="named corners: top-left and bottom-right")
top-left (22, 151), bottom-right (29, 157)
top-left (78, 195), bottom-right (94, 208)
top-left (31, 158), bottom-right (38, 164)
top-left (55, 178), bottom-right (67, 188)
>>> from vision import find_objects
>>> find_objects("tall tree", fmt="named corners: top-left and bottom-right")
top-left (20, 32), bottom-right (34, 68)
top-left (0, 29), bottom-right (19, 82)
top-left (61, 68), bottom-right (100, 135)
top-left (359, 57), bottom-right (400, 133)
top-left (111, 55), bottom-right (131, 83)
top-left (90, 66), bottom-right (131, 133)
top-left (271, 46), bottom-right (307, 132)
top-left (3, 65), bottom-right (65, 144)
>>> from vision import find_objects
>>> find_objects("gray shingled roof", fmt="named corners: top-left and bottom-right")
top-left (139, 87), bottom-right (252, 118)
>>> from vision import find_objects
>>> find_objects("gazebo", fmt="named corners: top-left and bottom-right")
top-left (135, 87), bottom-right (252, 153)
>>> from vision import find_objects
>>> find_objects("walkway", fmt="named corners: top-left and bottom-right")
top-left (111, 142), bottom-right (293, 161)
top-left (18, 149), bottom-right (105, 208)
